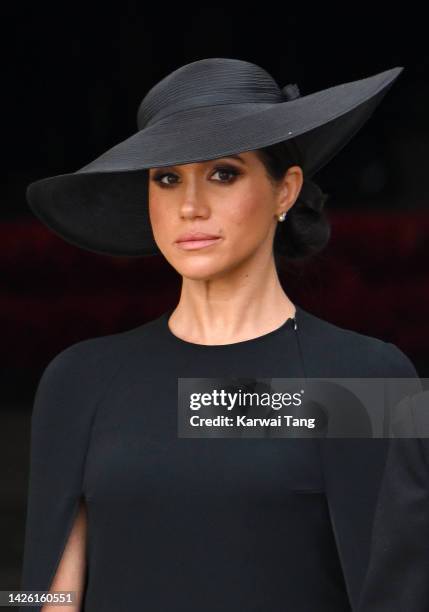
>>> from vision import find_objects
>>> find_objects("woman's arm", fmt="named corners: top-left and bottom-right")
top-left (41, 499), bottom-right (88, 612)
top-left (357, 345), bottom-right (429, 611)
top-left (320, 340), bottom-right (424, 610)
top-left (357, 395), bottom-right (429, 611)
top-left (19, 341), bottom-right (100, 612)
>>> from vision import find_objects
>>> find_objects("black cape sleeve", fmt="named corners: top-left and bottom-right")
top-left (19, 342), bottom-right (100, 612)
top-left (357, 356), bottom-right (429, 611)
top-left (319, 341), bottom-right (423, 611)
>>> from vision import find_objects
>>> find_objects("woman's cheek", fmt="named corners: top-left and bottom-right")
top-left (227, 194), bottom-right (262, 225)
top-left (149, 203), bottom-right (172, 244)
top-left (231, 196), bottom-right (272, 241)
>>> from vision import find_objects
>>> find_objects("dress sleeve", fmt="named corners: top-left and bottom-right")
top-left (357, 346), bottom-right (429, 611)
top-left (19, 342), bottom-right (99, 611)
top-left (320, 341), bottom-right (423, 611)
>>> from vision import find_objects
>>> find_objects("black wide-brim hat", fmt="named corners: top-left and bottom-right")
top-left (26, 58), bottom-right (404, 257)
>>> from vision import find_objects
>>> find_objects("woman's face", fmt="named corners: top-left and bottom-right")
top-left (148, 150), bottom-right (303, 279)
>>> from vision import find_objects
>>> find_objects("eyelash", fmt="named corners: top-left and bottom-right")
top-left (151, 165), bottom-right (241, 187)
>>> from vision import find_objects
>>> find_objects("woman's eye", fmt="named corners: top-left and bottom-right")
top-left (153, 173), bottom-right (177, 186)
top-left (211, 167), bottom-right (240, 182)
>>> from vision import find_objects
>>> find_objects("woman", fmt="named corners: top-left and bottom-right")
top-left (20, 58), bottom-right (421, 611)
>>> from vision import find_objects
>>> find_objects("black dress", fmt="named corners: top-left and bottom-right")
top-left (19, 303), bottom-right (420, 611)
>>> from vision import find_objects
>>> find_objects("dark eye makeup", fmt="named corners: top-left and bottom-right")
top-left (151, 164), bottom-right (241, 187)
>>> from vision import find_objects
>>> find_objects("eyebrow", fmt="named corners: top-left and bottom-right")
top-left (152, 154), bottom-right (246, 173)
top-left (219, 154), bottom-right (246, 164)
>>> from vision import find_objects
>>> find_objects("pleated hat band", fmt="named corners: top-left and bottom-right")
top-left (137, 60), bottom-right (288, 128)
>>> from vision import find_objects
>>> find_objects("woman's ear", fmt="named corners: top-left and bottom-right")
top-left (276, 165), bottom-right (304, 215)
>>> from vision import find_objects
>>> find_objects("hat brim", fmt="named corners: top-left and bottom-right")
top-left (26, 66), bottom-right (403, 257)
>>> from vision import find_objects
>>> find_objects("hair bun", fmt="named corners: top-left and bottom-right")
top-left (274, 178), bottom-right (331, 260)
top-left (296, 179), bottom-right (329, 213)
top-left (256, 139), bottom-right (331, 260)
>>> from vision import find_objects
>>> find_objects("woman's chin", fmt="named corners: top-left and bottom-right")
top-left (174, 262), bottom-right (228, 281)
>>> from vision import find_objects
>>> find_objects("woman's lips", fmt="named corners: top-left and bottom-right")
top-left (175, 237), bottom-right (223, 250)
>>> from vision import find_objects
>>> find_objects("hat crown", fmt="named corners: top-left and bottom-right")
top-left (137, 58), bottom-right (284, 129)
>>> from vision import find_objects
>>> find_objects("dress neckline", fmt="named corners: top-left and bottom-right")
top-left (161, 304), bottom-right (299, 349)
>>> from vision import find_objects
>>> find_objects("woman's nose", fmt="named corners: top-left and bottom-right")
top-left (179, 180), bottom-right (210, 217)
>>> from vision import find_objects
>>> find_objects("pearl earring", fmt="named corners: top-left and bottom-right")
top-left (278, 212), bottom-right (287, 222)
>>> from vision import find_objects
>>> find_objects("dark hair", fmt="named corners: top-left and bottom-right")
top-left (254, 140), bottom-right (331, 260)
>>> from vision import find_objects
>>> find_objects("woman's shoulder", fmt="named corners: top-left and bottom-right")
top-left (43, 313), bottom-right (165, 374)
top-left (32, 316), bottom-right (164, 420)
top-left (296, 305), bottom-right (419, 378)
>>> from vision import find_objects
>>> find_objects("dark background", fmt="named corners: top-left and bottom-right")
top-left (1, 3), bottom-right (428, 595)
